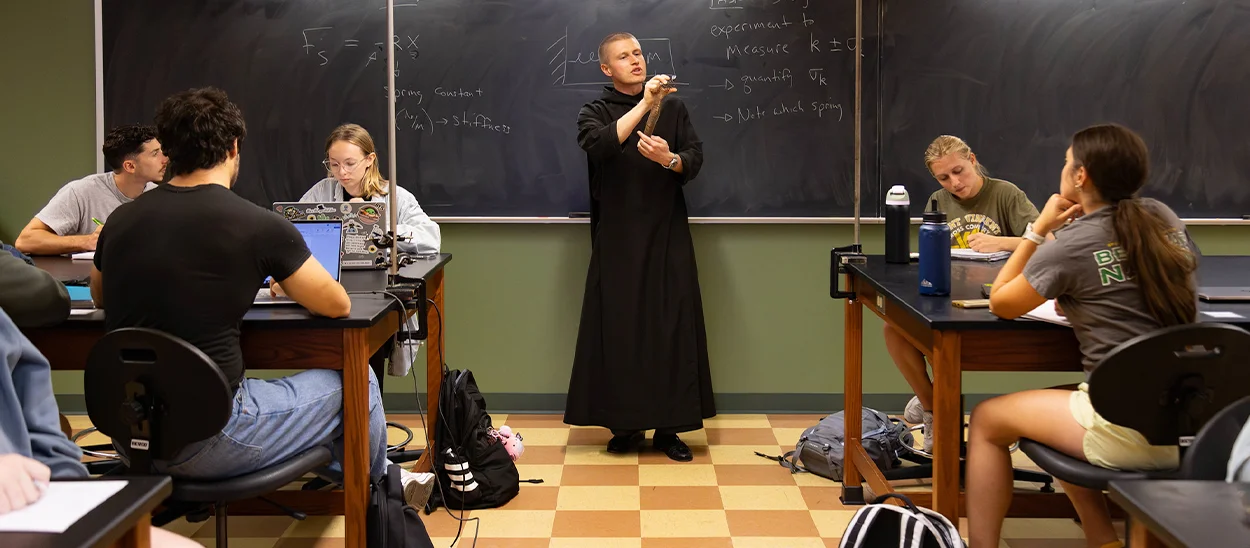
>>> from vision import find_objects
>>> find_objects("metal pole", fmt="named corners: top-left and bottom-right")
top-left (853, 0), bottom-right (862, 245)
top-left (386, 0), bottom-right (399, 277)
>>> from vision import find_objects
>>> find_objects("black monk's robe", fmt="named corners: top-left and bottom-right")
top-left (563, 86), bottom-right (716, 433)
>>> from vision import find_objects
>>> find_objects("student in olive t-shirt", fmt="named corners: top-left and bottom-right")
top-left (90, 88), bottom-right (432, 505)
top-left (972, 124), bottom-right (1199, 548)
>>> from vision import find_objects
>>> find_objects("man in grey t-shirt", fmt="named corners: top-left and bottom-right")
top-left (15, 125), bottom-right (165, 256)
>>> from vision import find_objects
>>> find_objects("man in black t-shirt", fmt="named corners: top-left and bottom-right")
top-left (90, 88), bottom-right (431, 501)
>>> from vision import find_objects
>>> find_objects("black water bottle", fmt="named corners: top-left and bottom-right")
top-left (885, 185), bottom-right (911, 263)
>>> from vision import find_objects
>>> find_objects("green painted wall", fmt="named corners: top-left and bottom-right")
top-left (7, 1), bottom-right (1250, 410)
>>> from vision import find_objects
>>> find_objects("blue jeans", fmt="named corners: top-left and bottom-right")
top-left (150, 368), bottom-right (389, 480)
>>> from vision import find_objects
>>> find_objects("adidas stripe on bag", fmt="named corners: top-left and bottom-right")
top-left (442, 449), bottom-right (479, 493)
top-left (839, 494), bottom-right (964, 548)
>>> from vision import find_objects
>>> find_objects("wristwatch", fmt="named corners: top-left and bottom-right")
top-left (1023, 222), bottom-right (1046, 245)
top-left (664, 155), bottom-right (678, 170)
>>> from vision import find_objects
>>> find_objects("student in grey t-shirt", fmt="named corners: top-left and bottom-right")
top-left (969, 124), bottom-right (1199, 548)
top-left (14, 125), bottom-right (165, 256)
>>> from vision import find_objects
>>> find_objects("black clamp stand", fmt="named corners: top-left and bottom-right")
top-left (830, 244), bottom-right (867, 300)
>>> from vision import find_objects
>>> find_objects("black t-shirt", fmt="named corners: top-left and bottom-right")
top-left (94, 184), bottom-right (310, 388)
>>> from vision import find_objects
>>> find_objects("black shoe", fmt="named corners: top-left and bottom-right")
top-left (653, 434), bottom-right (693, 462)
top-left (606, 431), bottom-right (644, 454)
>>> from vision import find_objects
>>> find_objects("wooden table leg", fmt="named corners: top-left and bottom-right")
top-left (931, 330), bottom-right (963, 522)
top-left (1128, 519), bottom-right (1167, 548)
top-left (343, 328), bottom-right (371, 548)
top-left (415, 270), bottom-right (445, 474)
top-left (841, 294), bottom-right (866, 505)
top-left (108, 514), bottom-right (150, 547)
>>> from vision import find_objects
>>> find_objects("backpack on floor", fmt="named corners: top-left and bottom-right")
top-left (757, 407), bottom-right (913, 481)
top-left (839, 493), bottom-right (964, 548)
top-left (368, 463), bottom-right (436, 548)
top-left (424, 369), bottom-right (520, 514)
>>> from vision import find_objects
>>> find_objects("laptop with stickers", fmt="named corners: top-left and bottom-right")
top-left (272, 201), bottom-right (387, 269)
top-left (254, 219), bottom-right (344, 305)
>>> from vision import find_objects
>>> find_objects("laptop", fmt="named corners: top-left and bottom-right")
top-left (1198, 287), bottom-right (1250, 302)
top-left (273, 201), bottom-right (388, 269)
top-left (254, 219), bottom-right (344, 305)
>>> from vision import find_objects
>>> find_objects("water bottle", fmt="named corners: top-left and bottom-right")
top-left (918, 198), bottom-right (951, 296)
top-left (884, 185), bottom-right (910, 264)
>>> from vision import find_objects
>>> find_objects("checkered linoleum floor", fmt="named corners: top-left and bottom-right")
top-left (71, 413), bottom-right (1121, 547)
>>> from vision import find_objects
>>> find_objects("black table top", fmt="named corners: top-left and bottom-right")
top-left (1, 476), bottom-right (171, 548)
top-left (846, 255), bottom-right (1250, 330)
top-left (1109, 480), bottom-right (1250, 548)
top-left (32, 254), bottom-right (452, 330)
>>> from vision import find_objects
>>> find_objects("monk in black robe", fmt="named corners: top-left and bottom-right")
top-left (563, 32), bottom-right (715, 462)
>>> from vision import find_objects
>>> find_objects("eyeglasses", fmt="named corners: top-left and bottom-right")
top-left (322, 157), bottom-right (367, 174)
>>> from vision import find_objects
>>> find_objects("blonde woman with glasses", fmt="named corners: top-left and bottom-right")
top-left (300, 123), bottom-right (441, 254)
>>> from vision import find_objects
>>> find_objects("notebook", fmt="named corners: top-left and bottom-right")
top-left (254, 220), bottom-right (343, 305)
top-left (272, 201), bottom-right (387, 269)
top-left (1023, 299), bottom-right (1070, 326)
top-left (950, 248), bottom-right (1011, 262)
top-left (1198, 287), bottom-right (1250, 302)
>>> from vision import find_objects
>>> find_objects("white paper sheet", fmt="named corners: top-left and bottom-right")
top-left (0, 480), bottom-right (127, 533)
top-left (1202, 311), bottom-right (1245, 319)
top-left (1023, 299), bottom-right (1071, 326)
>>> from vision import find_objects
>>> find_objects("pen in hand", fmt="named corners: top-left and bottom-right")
top-left (91, 217), bottom-right (103, 226)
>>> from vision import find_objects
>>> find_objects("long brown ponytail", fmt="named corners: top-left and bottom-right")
top-left (1070, 124), bottom-right (1196, 325)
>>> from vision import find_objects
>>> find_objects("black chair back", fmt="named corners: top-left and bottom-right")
top-left (1089, 323), bottom-right (1250, 449)
top-left (84, 328), bottom-right (233, 471)
top-left (1180, 395), bottom-right (1250, 479)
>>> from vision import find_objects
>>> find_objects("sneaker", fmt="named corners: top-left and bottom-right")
top-left (920, 411), bottom-right (934, 454)
top-left (399, 468), bottom-right (436, 509)
top-left (903, 396), bottom-right (934, 453)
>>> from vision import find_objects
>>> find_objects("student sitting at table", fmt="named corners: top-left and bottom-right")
top-left (299, 123), bottom-right (441, 254)
top-left (0, 308), bottom-right (197, 546)
top-left (0, 241), bottom-right (69, 328)
top-left (90, 87), bottom-right (432, 505)
top-left (888, 135), bottom-right (1041, 453)
top-left (970, 124), bottom-right (1198, 548)
top-left (15, 125), bottom-right (166, 256)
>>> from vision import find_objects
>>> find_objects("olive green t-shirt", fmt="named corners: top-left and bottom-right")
top-left (925, 177), bottom-right (1040, 248)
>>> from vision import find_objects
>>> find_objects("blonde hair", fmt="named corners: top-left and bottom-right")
top-left (924, 135), bottom-right (989, 178)
top-left (325, 123), bottom-right (388, 198)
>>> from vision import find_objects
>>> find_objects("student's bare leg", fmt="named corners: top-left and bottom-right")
top-left (151, 527), bottom-right (202, 548)
top-left (1057, 479), bottom-right (1121, 548)
top-left (883, 324), bottom-right (933, 409)
top-left (966, 389), bottom-right (1113, 548)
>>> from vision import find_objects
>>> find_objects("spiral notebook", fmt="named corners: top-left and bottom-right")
top-left (950, 248), bottom-right (1011, 262)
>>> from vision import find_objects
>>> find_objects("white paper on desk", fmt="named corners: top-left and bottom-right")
top-left (0, 480), bottom-right (127, 533)
top-left (70, 251), bottom-right (95, 260)
top-left (70, 309), bottom-right (96, 315)
top-left (1023, 299), bottom-right (1071, 326)
top-left (950, 248), bottom-right (1011, 262)
top-left (1203, 311), bottom-right (1245, 319)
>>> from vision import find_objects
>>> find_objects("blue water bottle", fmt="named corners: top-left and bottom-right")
top-left (918, 199), bottom-right (951, 296)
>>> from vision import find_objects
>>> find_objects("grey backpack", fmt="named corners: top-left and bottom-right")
top-left (758, 408), bottom-right (913, 481)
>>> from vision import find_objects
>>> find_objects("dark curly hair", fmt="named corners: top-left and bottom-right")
top-left (102, 124), bottom-right (158, 171)
top-left (154, 87), bottom-right (247, 178)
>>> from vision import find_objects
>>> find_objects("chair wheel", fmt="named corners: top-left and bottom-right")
top-left (1040, 483), bottom-right (1055, 493)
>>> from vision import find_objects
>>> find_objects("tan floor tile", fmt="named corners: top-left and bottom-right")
top-left (429, 539), bottom-right (548, 548)
top-left (489, 413), bottom-right (510, 425)
top-left (160, 518), bottom-right (208, 538)
top-left (386, 428), bottom-right (424, 446)
top-left (639, 464), bottom-right (718, 486)
top-left (725, 510), bottom-right (820, 537)
top-left (565, 444), bottom-right (640, 465)
top-left (809, 510), bottom-right (858, 538)
top-left (714, 464), bottom-right (800, 486)
top-left (501, 414), bottom-right (566, 427)
top-left (187, 517), bottom-right (293, 538)
top-left (732, 538), bottom-right (828, 548)
top-left (423, 508), bottom-right (484, 537)
top-left (767, 414), bottom-right (827, 428)
top-left (551, 510), bottom-right (642, 537)
top-left (270, 540), bottom-right (341, 548)
top-left (556, 486), bottom-right (641, 511)
top-left (1001, 518), bottom-right (1086, 539)
top-left (281, 517), bottom-right (342, 538)
top-left (799, 487), bottom-right (854, 511)
top-left (463, 509), bottom-right (556, 538)
top-left (516, 464), bottom-right (565, 486)
top-left (503, 485), bottom-right (561, 510)
top-left (638, 444), bottom-right (712, 465)
top-left (562, 464), bottom-right (639, 486)
top-left (639, 510), bottom-right (730, 538)
top-left (551, 539), bottom-right (643, 548)
top-left (823, 539), bottom-right (842, 548)
top-left (791, 472), bottom-right (842, 487)
top-left (640, 486), bottom-right (725, 510)
top-left (567, 427), bottom-right (615, 446)
top-left (1006, 540), bottom-right (1089, 548)
top-left (772, 427), bottom-right (808, 446)
top-left (703, 415), bottom-right (772, 429)
top-left (705, 429), bottom-right (783, 446)
top-left (719, 486), bottom-right (808, 510)
top-left (642, 539), bottom-right (734, 548)
top-left (517, 445), bottom-right (568, 465)
top-left (709, 445), bottom-right (788, 465)
top-left (518, 428), bottom-right (571, 446)
top-left (198, 539), bottom-right (278, 548)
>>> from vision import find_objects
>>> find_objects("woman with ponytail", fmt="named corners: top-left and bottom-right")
top-left (968, 124), bottom-right (1199, 548)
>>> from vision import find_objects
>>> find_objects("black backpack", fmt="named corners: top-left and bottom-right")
top-left (367, 464), bottom-right (436, 548)
top-left (839, 493), bottom-right (964, 548)
top-left (424, 369), bottom-right (520, 513)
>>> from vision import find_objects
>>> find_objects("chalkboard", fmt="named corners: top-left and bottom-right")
top-left (881, 0), bottom-right (1250, 219)
top-left (103, 0), bottom-right (880, 218)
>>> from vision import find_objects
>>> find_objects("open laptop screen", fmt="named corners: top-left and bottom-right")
top-left (293, 220), bottom-right (343, 281)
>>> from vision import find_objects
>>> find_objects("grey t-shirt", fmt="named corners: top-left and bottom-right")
top-left (34, 172), bottom-right (156, 236)
top-left (1022, 198), bottom-right (1199, 378)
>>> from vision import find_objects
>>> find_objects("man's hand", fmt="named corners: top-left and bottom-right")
top-left (0, 454), bottom-right (51, 515)
top-left (636, 132), bottom-right (674, 166)
top-left (642, 74), bottom-right (675, 107)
